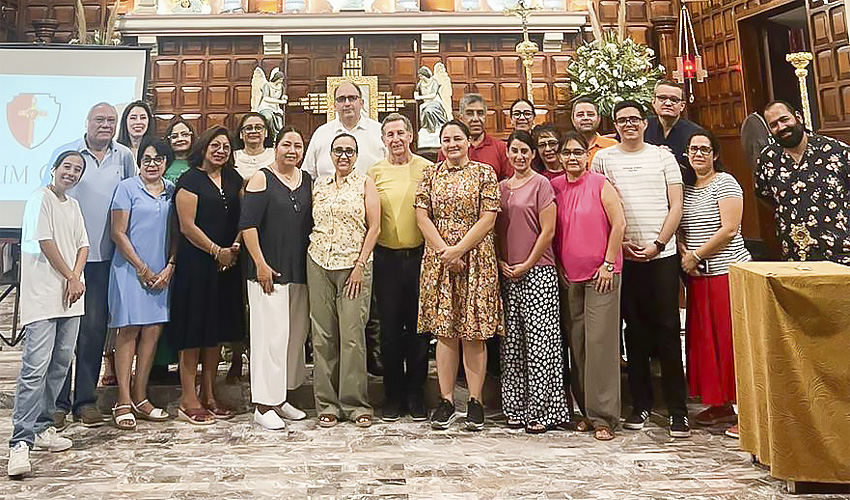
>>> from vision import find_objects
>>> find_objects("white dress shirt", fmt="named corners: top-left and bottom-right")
top-left (302, 115), bottom-right (386, 181)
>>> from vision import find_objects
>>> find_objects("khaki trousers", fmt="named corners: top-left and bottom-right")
top-left (307, 256), bottom-right (372, 420)
top-left (568, 275), bottom-right (622, 429)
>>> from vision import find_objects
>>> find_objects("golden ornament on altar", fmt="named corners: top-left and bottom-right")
top-left (789, 223), bottom-right (816, 261)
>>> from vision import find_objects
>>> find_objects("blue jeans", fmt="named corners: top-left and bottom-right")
top-left (10, 317), bottom-right (80, 448)
top-left (57, 261), bottom-right (110, 415)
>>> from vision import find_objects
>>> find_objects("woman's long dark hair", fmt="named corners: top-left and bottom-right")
top-left (683, 129), bottom-right (724, 186)
top-left (117, 101), bottom-right (155, 149)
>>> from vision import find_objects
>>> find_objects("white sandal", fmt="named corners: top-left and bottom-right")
top-left (113, 404), bottom-right (137, 430)
top-left (132, 399), bottom-right (170, 421)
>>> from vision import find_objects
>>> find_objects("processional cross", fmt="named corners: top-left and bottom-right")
top-left (504, 0), bottom-right (541, 103)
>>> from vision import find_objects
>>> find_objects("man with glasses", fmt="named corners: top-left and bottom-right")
top-left (439, 93), bottom-right (512, 180)
top-left (646, 80), bottom-right (704, 166)
top-left (571, 97), bottom-right (618, 164)
top-left (591, 100), bottom-right (690, 439)
top-left (508, 98), bottom-right (536, 132)
top-left (46, 102), bottom-right (136, 429)
top-left (303, 80), bottom-right (386, 181)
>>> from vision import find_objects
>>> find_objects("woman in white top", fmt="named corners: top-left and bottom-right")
top-left (678, 129), bottom-right (751, 438)
top-left (8, 151), bottom-right (89, 477)
top-left (234, 113), bottom-right (275, 183)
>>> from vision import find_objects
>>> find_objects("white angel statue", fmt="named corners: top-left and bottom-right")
top-left (414, 62), bottom-right (452, 148)
top-left (251, 67), bottom-right (288, 140)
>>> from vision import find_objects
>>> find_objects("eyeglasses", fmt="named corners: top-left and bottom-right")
top-left (511, 110), bottom-right (535, 119)
top-left (688, 145), bottom-right (713, 155)
top-left (615, 116), bottom-right (644, 126)
top-left (209, 142), bottom-right (231, 152)
top-left (559, 149), bottom-right (587, 158)
top-left (537, 140), bottom-right (559, 150)
top-left (169, 131), bottom-right (193, 140)
top-left (141, 156), bottom-right (166, 166)
top-left (335, 95), bottom-right (360, 104)
top-left (655, 95), bottom-right (683, 104)
top-left (331, 147), bottom-right (357, 158)
top-left (242, 124), bottom-right (266, 132)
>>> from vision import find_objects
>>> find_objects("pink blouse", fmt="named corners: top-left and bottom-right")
top-left (551, 171), bottom-right (623, 282)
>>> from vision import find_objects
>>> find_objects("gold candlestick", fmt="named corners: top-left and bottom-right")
top-left (790, 223), bottom-right (817, 261)
top-left (505, 0), bottom-right (541, 103)
top-left (786, 52), bottom-right (814, 129)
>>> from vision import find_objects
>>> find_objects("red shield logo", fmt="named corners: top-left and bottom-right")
top-left (6, 93), bottom-right (61, 150)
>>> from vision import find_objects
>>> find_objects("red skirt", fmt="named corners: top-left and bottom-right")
top-left (685, 273), bottom-right (736, 406)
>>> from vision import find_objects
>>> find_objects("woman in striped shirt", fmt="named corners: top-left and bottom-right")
top-left (678, 130), bottom-right (751, 438)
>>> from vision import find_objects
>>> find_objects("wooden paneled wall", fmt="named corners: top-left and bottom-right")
top-left (809, 0), bottom-right (850, 137)
top-left (0, 0), bottom-right (18, 41)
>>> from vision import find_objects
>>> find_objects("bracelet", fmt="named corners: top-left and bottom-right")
top-left (355, 260), bottom-right (366, 269)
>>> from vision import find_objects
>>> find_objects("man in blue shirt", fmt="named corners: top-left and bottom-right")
top-left (51, 102), bottom-right (136, 427)
top-left (644, 80), bottom-right (704, 167)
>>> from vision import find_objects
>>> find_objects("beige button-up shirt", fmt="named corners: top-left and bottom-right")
top-left (308, 171), bottom-right (370, 270)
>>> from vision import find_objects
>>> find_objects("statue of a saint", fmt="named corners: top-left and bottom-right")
top-left (171, 0), bottom-right (205, 12)
top-left (251, 67), bottom-right (288, 140)
top-left (414, 63), bottom-right (451, 148)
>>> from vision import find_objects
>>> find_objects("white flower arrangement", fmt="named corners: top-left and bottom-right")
top-left (567, 30), bottom-right (665, 118)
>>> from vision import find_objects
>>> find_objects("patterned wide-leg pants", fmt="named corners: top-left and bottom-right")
top-left (500, 266), bottom-right (570, 427)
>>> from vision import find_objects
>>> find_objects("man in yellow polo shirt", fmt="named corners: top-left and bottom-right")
top-left (367, 113), bottom-right (433, 422)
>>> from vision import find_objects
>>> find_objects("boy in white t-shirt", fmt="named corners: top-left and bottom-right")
top-left (8, 151), bottom-right (89, 478)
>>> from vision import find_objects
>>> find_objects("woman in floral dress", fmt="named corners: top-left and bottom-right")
top-left (415, 119), bottom-right (504, 431)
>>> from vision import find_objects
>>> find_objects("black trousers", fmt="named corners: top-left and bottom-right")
top-left (621, 255), bottom-right (688, 416)
top-left (373, 245), bottom-right (430, 406)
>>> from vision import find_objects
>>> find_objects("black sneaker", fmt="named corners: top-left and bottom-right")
top-left (381, 401), bottom-right (402, 422)
top-left (465, 398), bottom-right (485, 431)
top-left (407, 397), bottom-right (428, 422)
top-left (430, 399), bottom-right (457, 430)
top-left (669, 415), bottom-right (691, 438)
top-left (623, 409), bottom-right (650, 430)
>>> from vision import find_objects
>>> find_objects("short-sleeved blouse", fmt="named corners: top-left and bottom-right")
top-left (681, 172), bottom-right (751, 275)
top-left (239, 168), bottom-right (313, 284)
top-left (169, 167), bottom-right (246, 350)
top-left (415, 160), bottom-right (504, 340)
top-left (496, 173), bottom-right (556, 267)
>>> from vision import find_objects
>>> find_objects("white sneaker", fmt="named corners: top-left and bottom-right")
top-left (34, 427), bottom-right (72, 452)
top-left (253, 408), bottom-right (286, 430)
top-left (8, 442), bottom-right (31, 477)
top-left (279, 402), bottom-right (307, 421)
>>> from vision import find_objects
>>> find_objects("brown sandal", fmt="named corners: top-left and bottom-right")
top-left (525, 422), bottom-right (547, 434)
top-left (318, 414), bottom-right (338, 428)
top-left (575, 419), bottom-right (592, 432)
top-left (355, 414), bottom-right (373, 428)
top-left (202, 400), bottom-right (235, 420)
top-left (594, 426), bottom-right (615, 441)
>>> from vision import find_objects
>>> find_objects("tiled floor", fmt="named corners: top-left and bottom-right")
top-left (1, 292), bottom-right (848, 499)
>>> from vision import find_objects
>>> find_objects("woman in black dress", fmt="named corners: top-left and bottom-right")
top-left (171, 125), bottom-right (246, 425)
top-left (240, 127), bottom-right (313, 430)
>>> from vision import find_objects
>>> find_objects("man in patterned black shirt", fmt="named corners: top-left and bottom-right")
top-left (756, 100), bottom-right (850, 264)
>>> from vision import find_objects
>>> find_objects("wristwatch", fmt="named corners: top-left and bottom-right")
top-left (603, 261), bottom-right (615, 272)
top-left (653, 240), bottom-right (666, 253)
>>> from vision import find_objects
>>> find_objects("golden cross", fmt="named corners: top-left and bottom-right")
top-left (504, 0), bottom-right (541, 44)
top-left (504, 0), bottom-right (541, 102)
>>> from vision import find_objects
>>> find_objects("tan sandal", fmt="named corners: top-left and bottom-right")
top-left (355, 414), bottom-right (373, 428)
top-left (318, 414), bottom-right (338, 428)
top-left (132, 399), bottom-right (169, 422)
top-left (112, 404), bottom-right (136, 430)
top-left (594, 426), bottom-right (615, 441)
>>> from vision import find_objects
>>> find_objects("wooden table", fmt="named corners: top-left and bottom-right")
top-left (729, 262), bottom-right (850, 489)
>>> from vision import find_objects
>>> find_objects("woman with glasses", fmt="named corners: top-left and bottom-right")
top-left (240, 127), bottom-right (312, 430)
top-left (108, 138), bottom-right (175, 430)
top-left (307, 133), bottom-right (380, 429)
top-left (553, 131), bottom-right (626, 441)
top-left (679, 130), bottom-right (750, 438)
top-left (170, 126), bottom-right (246, 425)
top-left (163, 118), bottom-right (196, 183)
top-left (417, 120), bottom-right (503, 431)
top-left (234, 112), bottom-right (275, 182)
top-left (496, 130), bottom-right (568, 434)
top-left (531, 124), bottom-right (563, 180)
top-left (509, 98), bottom-right (536, 132)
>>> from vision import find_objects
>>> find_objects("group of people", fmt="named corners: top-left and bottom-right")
top-left (9, 76), bottom-right (850, 479)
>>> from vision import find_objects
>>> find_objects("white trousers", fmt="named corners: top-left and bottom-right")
top-left (247, 281), bottom-right (309, 405)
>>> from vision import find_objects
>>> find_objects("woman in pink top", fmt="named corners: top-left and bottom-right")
top-left (551, 131), bottom-right (626, 440)
top-left (495, 130), bottom-right (570, 433)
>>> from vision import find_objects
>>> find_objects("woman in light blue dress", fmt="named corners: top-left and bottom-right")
top-left (108, 138), bottom-right (176, 430)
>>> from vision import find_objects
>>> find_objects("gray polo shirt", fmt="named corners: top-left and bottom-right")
top-left (48, 137), bottom-right (136, 262)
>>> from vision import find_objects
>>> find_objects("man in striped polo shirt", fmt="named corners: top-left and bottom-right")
top-left (591, 100), bottom-right (691, 438)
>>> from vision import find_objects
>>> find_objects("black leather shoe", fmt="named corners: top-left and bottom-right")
top-left (407, 397), bottom-right (428, 421)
